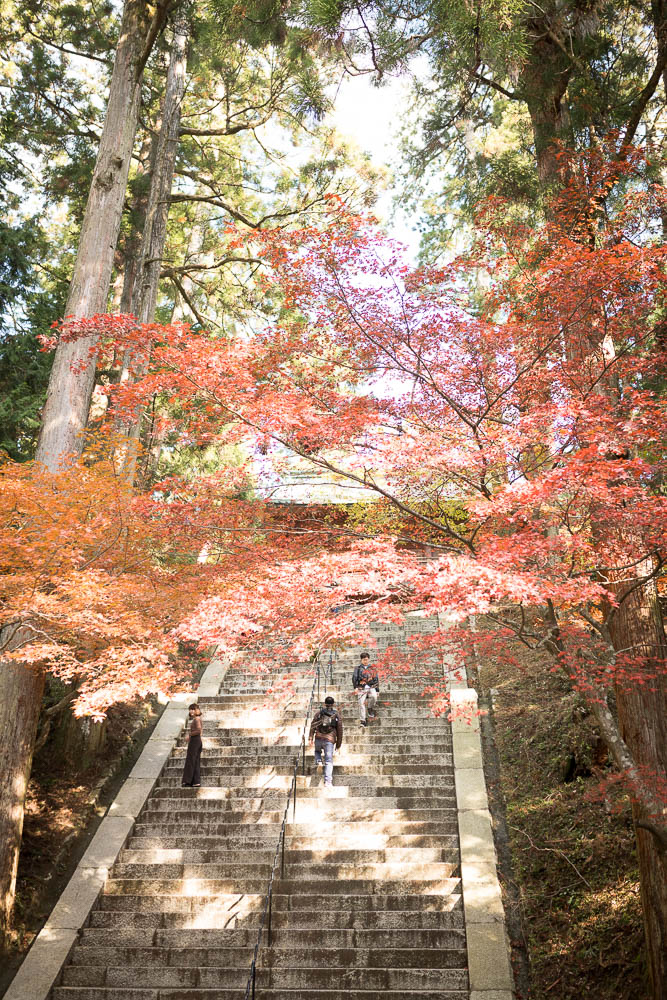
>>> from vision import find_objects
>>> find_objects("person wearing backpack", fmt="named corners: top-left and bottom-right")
top-left (352, 651), bottom-right (379, 728)
top-left (308, 695), bottom-right (343, 788)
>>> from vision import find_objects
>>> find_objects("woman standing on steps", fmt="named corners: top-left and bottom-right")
top-left (181, 703), bottom-right (203, 787)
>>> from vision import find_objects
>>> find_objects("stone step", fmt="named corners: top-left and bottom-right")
top-left (126, 833), bottom-right (459, 851)
top-left (88, 907), bottom-right (463, 930)
top-left (68, 944), bottom-right (467, 970)
top-left (102, 877), bottom-right (462, 897)
top-left (195, 712), bottom-right (447, 724)
top-left (53, 988), bottom-right (468, 999)
top-left (173, 737), bottom-right (454, 749)
top-left (119, 847), bottom-right (457, 865)
top-left (189, 720), bottom-right (452, 731)
top-left (150, 776), bottom-right (458, 793)
top-left (61, 965), bottom-right (468, 990)
top-left (139, 798), bottom-right (457, 814)
top-left (97, 893), bottom-right (462, 918)
top-left (135, 812), bottom-right (458, 843)
top-left (136, 810), bottom-right (458, 828)
top-left (152, 779), bottom-right (457, 794)
top-left (160, 762), bottom-right (455, 777)
top-left (131, 819), bottom-right (459, 838)
top-left (168, 750), bottom-right (453, 763)
top-left (78, 927), bottom-right (466, 949)
top-left (110, 861), bottom-right (459, 881)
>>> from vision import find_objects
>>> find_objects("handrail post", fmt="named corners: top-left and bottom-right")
top-left (251, 959), bottom-right (256, 1000)
top-left (268, 885), bottom-right (273, 948)
top-left (301, 734), bottom-right (306, 775)
top-left (281, 822), bottom-right (286, 878)
top-left (317, 662), bottom-right (320, 701)
top-left (293, 765), bottom-right (297, 822)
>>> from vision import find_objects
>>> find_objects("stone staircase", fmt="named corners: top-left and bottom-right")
top-left (51, 619), bottom-right (469, 999)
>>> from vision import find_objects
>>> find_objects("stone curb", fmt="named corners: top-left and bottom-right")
top-left (445, 646), bottom-right (515, 999)
top-left (3, 653), bottom-right (229, 1000)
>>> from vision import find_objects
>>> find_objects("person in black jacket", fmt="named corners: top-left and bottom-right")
top-left (308, 695), bottom-right (343, 787)
top-left (352, 652), bottom-right (379, 728)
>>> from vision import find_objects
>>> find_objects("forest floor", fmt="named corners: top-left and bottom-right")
top-left (0, 698), bottom-right (165, 997)
top-left (479, 637), bottom-right (648, 1000)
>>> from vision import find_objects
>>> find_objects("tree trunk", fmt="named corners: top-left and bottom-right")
top-left (521, 32), bottom-right (573, 189)
top-left (607, 569), bottom-right (667, 999)
top-left (133, 7), bottom-right (191, 325)
top-left (117, 6), bottom-right (191, 482)
top-left (0, 654), bottom-right (45, 941)
top-left (35, 0), bottom-right (168, 472)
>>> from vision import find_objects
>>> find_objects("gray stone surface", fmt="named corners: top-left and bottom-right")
top-left (107, 777), bottom-right (155, 819)
top-left (46, 866), bottom-right (107, 929)
top-left (453, 732), bottom-right (484, 769)
top-left (196, 655), bottom-right (230, 697)
top-left (460, 861), bottom-right (506, 922)
top-left (149, 703), bottom-right (189, 742)
top-left (448, 669), bottom-right (514, 995)
top-left (458, 809), bottom-right (496, 863)
top-left (455, 766), bottom-right (489, 811)
top-left (79, 816), bottom-right (134, 869)
top-left (467, 923), bottom-right (514, 991)
top-left (129, 741), bottom-right (178, 781)
top-left (2, 927), bottom-right (78, 1000)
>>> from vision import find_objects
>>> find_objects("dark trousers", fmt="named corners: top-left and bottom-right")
top-left (182, 734), bottom-right (202, 786)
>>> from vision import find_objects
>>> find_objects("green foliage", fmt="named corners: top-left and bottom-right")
top-left (0, 330), bottom-right (52, 460)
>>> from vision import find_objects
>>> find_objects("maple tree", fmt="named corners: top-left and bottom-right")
top-left (1, 145), bottom-right (665, 986)
top-left (77, 146), bottom-right (663, 991)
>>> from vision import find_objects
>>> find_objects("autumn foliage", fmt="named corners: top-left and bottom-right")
top-left (2, 147), bottom-right (666, 804)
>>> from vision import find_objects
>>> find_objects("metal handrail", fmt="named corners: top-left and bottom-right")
top-left (244, 654), bottom-right (334, 999)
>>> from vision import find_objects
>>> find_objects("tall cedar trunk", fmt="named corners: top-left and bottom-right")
top-left (133, 7), bottom-right (190, 326)
top-left (118, 7), bottom-right (191, 482)
top-left (35, 0), bottom-right (156, 472)
top-left (0, 654), bottom-right (45, 940)
top-left (521, 31), bottom-right (572, 188)
top-left (121, 131), bottom-right (161, 316)
top-left (607, 571), bottom-right (667, 998)
top-left (3, 0), bottom-right (174, 942)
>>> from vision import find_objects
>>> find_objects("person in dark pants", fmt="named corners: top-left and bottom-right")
top-left (308, 695), bottom-right (343, 788)
top-left (352, 652), bottom-right (379, 728)
top-left (181, 703), bottom-right (203, 787)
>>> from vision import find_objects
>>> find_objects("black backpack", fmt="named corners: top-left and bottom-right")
top-left (316, 708), bottom-right (338, 735)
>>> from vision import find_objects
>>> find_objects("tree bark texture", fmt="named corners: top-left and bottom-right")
top-left (608, 571), bottom-right (667, 1000)
top-left (35, 0), bottom-right (160, 472)
top-left (0, 656), bottom-right (45, 941)
top-left (132, 6), bottom-right (190, 325)
top-left (521, 31), bottom-right (573, 189)
top-left (118, 6), bottom-right (191, 482)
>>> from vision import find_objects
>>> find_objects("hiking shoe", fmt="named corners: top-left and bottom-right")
top-left (368, 711), bottom-right (377, 719)
top-left (360, 720), bottom-right (367, 728)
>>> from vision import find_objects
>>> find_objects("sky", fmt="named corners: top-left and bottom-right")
top-left (329, 70), bottom-right (422, 261)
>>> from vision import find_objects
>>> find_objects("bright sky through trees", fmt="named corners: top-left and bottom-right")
top-left (330, 71), bottom-right (420, 259)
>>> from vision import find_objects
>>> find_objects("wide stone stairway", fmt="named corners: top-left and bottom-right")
top-left (50, 619), bottom-right (471, 999)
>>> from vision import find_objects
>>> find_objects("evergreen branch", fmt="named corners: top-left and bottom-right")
top-left (137, 0), bottom-right (182, 80)
top-left (470, 70), bottom-right (521, 101)
top-left (618, 51), bottom-right (667, 156)
top-left (166, 272), bottom-right (209, 328)
top-left (24, 29), bottom-right (113, 66)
